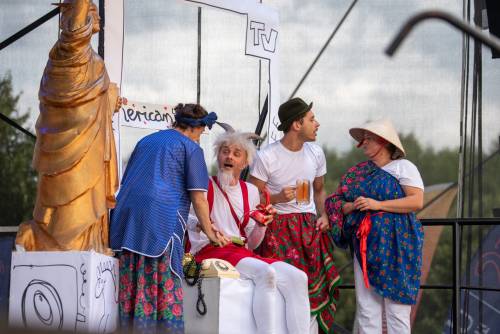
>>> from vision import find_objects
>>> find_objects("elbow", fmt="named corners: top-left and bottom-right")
top-left (414, 198), bottom-right (424, 211)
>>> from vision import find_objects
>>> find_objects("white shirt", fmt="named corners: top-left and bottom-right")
top-left (250, 141), bottom-right (327, 214)
top-left (187, 179), bottom-right (267, 255)
top-left (381, 159), bottom-right (424, 190)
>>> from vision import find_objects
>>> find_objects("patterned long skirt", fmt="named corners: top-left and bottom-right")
top-left (118, 250), bottom-right (184, 333)
top-left (257, 212), bottom-right (341, 333)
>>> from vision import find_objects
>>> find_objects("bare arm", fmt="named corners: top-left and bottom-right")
top-left (248, 175), bottom-right (295, 204)
top-left (353, 185), bottom-right (424, 213)
top-left (190, 191), bottom-right (229, 246)
top-left (313, 176), bottom-right (327, 216)
top-left (246, 224), bottom-right (267, 250)
top-left (313, 176), bottom-right (330, 231)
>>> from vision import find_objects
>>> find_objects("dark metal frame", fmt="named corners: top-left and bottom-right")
top-left (336, 217), bottom-right (500, 334)
top-left (385, 12), bottom-right (500, 333)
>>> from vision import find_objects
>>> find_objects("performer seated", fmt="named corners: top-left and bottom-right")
top-left (187, 131), bottom-right (310, 334)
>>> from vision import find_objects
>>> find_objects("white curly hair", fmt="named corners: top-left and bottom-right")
top-left (213, 131), bottom-right (257, 166)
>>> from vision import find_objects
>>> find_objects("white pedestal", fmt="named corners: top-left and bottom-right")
top-left (183, 277), bottom-right (287, 334)
top-left (9, 251), bottom-right (119, 333)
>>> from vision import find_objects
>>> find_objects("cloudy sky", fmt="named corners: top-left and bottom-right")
top-left (1, 0), bottom-right (499, 167)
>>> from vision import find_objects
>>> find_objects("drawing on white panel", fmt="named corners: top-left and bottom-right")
top-left (12, 264), bottom-right (83, 331)
top-left (21, 279), bottom-right (63, 330)
top-left (94, 260), bottom-right (119, 333)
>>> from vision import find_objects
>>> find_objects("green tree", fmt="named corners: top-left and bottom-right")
top-left (0, 72), bottom-right (37, 226)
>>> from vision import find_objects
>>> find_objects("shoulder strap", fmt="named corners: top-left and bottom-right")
top-left (211, 176), bottom-right (248, 240)
top-left (207, 177), bottom-right (214, 214)
top-left (239, 180), bottom-right (250, 229)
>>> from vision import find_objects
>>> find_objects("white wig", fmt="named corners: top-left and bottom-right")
top-left (213, 131), bottom-right (258, 166)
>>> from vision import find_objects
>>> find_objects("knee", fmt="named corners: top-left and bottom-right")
top-left (289, 265), bottom-right (307, 283)
top-left (279, 265), bottom-right (308, 291)
top-left (292, 269), bottom-right (308, 289)
top-left (255, 265), bottom-right (277, 289)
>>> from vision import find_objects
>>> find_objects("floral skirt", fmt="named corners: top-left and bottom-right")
top-left (118, 250), bottom-right (184, 333)
top-left (256, 212), bottom-right (341, 333)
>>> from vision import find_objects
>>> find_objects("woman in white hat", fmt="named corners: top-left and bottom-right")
top-left (325, 118), bottom-right (424, 334)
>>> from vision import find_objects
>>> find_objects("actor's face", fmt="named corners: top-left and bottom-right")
top-left (217, 143), bottom-right (247, 178)
top-left (298, 110), bottom-right (320, 142)
top-left (360, 131), bottom-right (387, 159)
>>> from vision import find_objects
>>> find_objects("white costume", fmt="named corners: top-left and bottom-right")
top-left (187, 177), bottom-right (310, 334)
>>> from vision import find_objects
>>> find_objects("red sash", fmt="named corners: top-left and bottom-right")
top-left (209, 176), bottom-right (250, 241)
top-left (356, 211), bottom-right (384, 288)
top-left (185, 176), bottom-right (251, 253)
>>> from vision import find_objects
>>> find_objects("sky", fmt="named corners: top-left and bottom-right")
top-left (1, 0), bottom-right (499, 168)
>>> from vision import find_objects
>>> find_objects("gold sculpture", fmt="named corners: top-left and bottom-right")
top-left (16, 0), bottom-right (119, 254)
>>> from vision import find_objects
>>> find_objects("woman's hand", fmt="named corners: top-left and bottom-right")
top-left (354, 196), bottom-right (381, 211)
top-left (206, 225), bottom-right (230, 247)
top-left (343, 202), bottom-right (356, 215)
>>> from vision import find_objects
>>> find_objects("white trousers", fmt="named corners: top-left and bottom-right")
top-left (236, 258), bottom-right (310, 334)
top-left (354, 257), bottom-right (412, 334)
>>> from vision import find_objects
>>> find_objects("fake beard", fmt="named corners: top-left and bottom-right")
top-left (217, 170), bottom-right (236, 191)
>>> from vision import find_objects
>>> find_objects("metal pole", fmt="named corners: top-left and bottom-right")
top-left (288, 0), bottom-right (358, 99)
top-left (0, 113), bottom-right (36, 141)
top-left (0, 8), bottom-right (60, 51)
top-left (197, 7), bottom-right (202, 104)
top-left (453, 220), bottom-right (461, 334)
top-left (98, 0), bottom-right (105, 58)
top-left (385, 10), bottom-right (500, 56)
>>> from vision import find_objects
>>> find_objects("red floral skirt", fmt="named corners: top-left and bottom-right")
top-left (118, 250), bottom-right (184, 333)
top-left (256, 212), bottom-right (341, 333)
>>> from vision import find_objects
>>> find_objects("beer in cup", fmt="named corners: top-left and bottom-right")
top-left (296, 179), bottom-right (311, 205)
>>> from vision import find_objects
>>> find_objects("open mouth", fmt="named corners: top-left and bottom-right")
top-left (223, 162), bottom-right (234, 168)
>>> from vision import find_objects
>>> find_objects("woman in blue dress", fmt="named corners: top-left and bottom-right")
top-left (325, 119), bottom-right (424, 334)
top-left (110, 103), bottom-right (228, 333)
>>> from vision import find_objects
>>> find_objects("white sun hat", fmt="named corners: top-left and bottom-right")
top-left (349, 118), bottom-right (406, 159)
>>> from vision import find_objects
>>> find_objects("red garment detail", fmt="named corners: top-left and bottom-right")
top-left (356, 211), bottom-right (384, 289)
top-left (207, 180), bottom-right (214, 213)
top-left (211, 176), bottom-right (250, 240)
top-left (250, 189), bottom-right (272, 225)
top-left (195, 243), bottom-right (278, 267)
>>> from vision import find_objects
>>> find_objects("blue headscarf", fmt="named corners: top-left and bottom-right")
top-left (175, 111), bottom-right (218, 129)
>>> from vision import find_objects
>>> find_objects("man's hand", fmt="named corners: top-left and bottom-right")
top-left (353, 196), bottom-right (381, 211)
top-left (275, 186), bottom-right (296, 203)
top-left (261, 204), bottom-right (277, 226)
top-left (315, 213), bottom-right (330, 232)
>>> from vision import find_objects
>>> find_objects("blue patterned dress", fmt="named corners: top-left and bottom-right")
top-left (110, 129), bottom-right (209, 332)
top-left (325, 160), bottom-right (424, 304)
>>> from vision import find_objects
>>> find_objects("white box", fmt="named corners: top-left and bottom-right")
top-left (183, 277), bottom-right (287, 334)
top-left (9, 251), bottom-right (118, 333)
